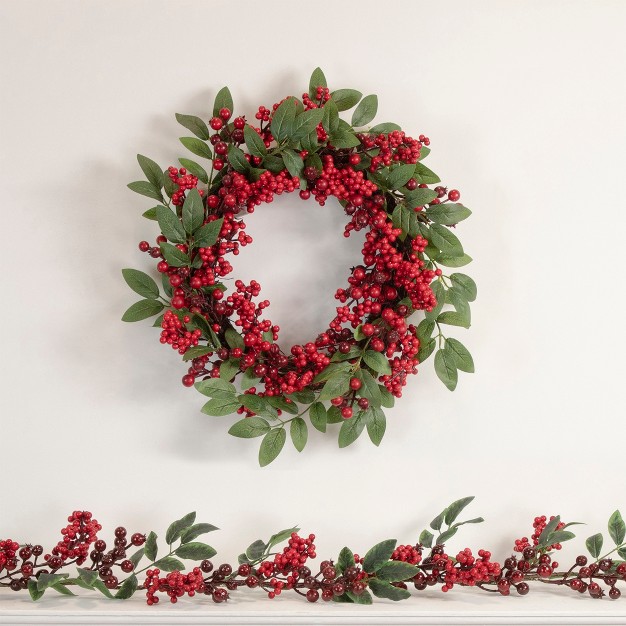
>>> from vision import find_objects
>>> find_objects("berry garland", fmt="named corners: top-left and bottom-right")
top-left (123, 68), bottom-right (477, 465)
top-left (3, 499), bottom-right (626, 606)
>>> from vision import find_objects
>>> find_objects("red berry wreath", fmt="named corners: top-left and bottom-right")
top-left (123, 68), bottom-right (476, 465)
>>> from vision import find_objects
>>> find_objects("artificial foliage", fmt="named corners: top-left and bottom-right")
top-left (2, 499), bottom-right (626, 606)
top-left (123, 68), bottom-right (476, 464)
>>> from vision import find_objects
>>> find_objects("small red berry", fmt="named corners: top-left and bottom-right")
top-left (448, 189), bottom-right (460, 201)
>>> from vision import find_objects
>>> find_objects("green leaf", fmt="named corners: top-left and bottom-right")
top-left (419, 146), bottom-right (431, 160)
top-left (219, 357), bottom-right (240, 382)
top-left (347, 589), bottom-right (373, 604)
top-left (137, 154), bottom-right (163, 189)
top-left (37, 572), bottom-right (68, 591)
top-left (352, 94), bottom-right (378, 127)
top-left (356, 369), bottom-right (382, 407)
top-left (115, 574), bottom-right (138, 600)
top-left (548, 530), bottom-right (576, 544)
top-left (428, 224), bottom-right (464, 256)
top-left (444, 496), bottom-right (475, 525)
top-left (145, 531), bottom-right (158, 561)
top-left (178, 158), bottom-right (209, 184)
top-left (326, 406), bottom-right (343, 424)
top-left (387, 164), bottom-right (417, 190)
top-left (176, 542), bottom-right (217, 560)
top-left (331, 89), bottom-right (362, 111)
top-left (128, 180), bottom-right (163, 202)
top-left (290, 417), bottom-right (308, 452)
top-left (363, 539), bottom-right (396, 573)
top-left (225, 326), bottom-right (244, 349)
top-left (92, 579), bottom-right (115, 598)
top-left (246, 539), bottom-right (267, 561)
top-left (182, 345), bottom-right (214, 361)
top-left (239, 394), bottom-right (278, 419)
top-left (413, 161), bottom-right (440, 184)
top-left (425, 280), bottom-right (446, 321)
top-left (166, 512), bottom-right (196, 544)
top-left (377, 561), bottom-right (419, 582)
top-left (229, 417), bottom-right (270, 438)
top-left (436, 253), bottom-right (473, 268)
top-left (363, 350), bottom-right (392, 375)
top-left (129, 547), bottom-right (145, 568)
top-left (76, 567), bottom-right (98, 586)
top-left (271, 97), bottom-right (297, 143)
top-left (51, 582), bottom-right (76, 596)
top-left (618, 547), bottom-right (626, 560)
top-left (329, 130), bottom-right (361, 149)
top-left (450, 273), bottom-right (477, 302)
top-left (201, 397), bottom-right (241, 416)
top-left (122, 269), bottom-right (159, 299)
top-left (122, 299), bottom-right (163, 322)
top-left (195, 378), bottom-right (236, 398)
top-left (28, 579), bottom-right (45, 601)
top-left (403, 187), bottom-right (438, 209)
top-left (426, 203), bottom-right (471, 225)
top-left (291, 108), bottom-right (325, 141)
top-left (267, 396), bottom-right (299, 415)
top-left (240, 367), bottom-right (260, 392)
top-left (289, 389), bottom-right (315, 404)
top-left (228, 144), bottom-right (250, 174)
top-left (153, 556), bottom-right (185, 572)
top-left (268, 526), bottom-right (300, 548)
top-left (319, 370), bottom-right (351, 402)
top-left (419, 529), bottom-right (434, 548)
top-left (313, 361), bottom-right (352, 384)
top-left (182, 188), bottom-right (204, 234)
top-left (259, 428), bottom-right (286, 466)
top-left (537, 516), bottom-right (562, 546)
top-left (368, 578), bottom-right (411, 600)
top-left (309, 402), bottom-right (327, 433)
top-left (445, 338), bottom-right (474, 373)
top-left (322, 98), bottom-right (340, 133)
top-left (609, 511), bottom-right (626, 546)
top-left (392, 204), bottom-right (418, 238)
top-left (369, 122), bottom-right (402, 134)
top-left (263, 154), bottom-right (285, 173)
top-left (142, 206), bottom-right (158, 220)
top-left (366, 406), bottom-right (386, 446)
top-left (159, 242), bottom-right (190, 267)
top-left (338, 412), bottom-right (366, 448)
top-left (430, 509), bottom-right (446, 531)
top-left (416, 319), bottom-right (435, 345)
top-left (434, 349), bottom-right (458, 391)
top-left (179, 136), bottom-right (213, 160)
top-left (156, 205), bottom-right (186, 243)
top-left (194, 218), bottom-right (223, 248)
top-left (243, 125), bottom-right (267, 158)
top-left (586, 533), bottom-right (604, 558)
top-left (438, 311), bottom-right (471, 329)
top-left (175, 114), bottom-right (210, 141)
top-left (379, 385), bottom-right (395, 408)
top-left (337, 546), bottom-right (355, 574)
top-left (282, 149), bottom-right (304, 179)
top-left (436, 526), bottom-right (458, 544)
top-left (309, 67), bottom-right (327, 98)
top-left (180, 523), bottom-right (219, 543)
top-left (213, 86), bottom-right (233, 117)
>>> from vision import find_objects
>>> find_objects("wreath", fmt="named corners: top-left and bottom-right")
top-left (123, 68), bottom-right (476, 465)
top-left (3, 499), bottom-right (626, 605)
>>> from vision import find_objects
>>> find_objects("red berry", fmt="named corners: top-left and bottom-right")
top-left (448, 189), bottom-right (460, 201)
top-left (219, 108), bottom-right (232, 121)
top-left (210, 117), bottom-right (223, 130)
top-left (341, 407), bottom-right (353, 419)
top-left (349, 377), bottom-right (362, 390)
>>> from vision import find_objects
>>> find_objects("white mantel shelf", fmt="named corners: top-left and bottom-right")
top-left (1, 587), bottom-right (626, 626)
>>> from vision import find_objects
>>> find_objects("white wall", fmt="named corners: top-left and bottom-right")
top-left (1, 0), bottom-right (625, 565)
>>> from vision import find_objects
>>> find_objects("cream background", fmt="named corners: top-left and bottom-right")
top-left (1, 0), bottom-right (625, 567)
